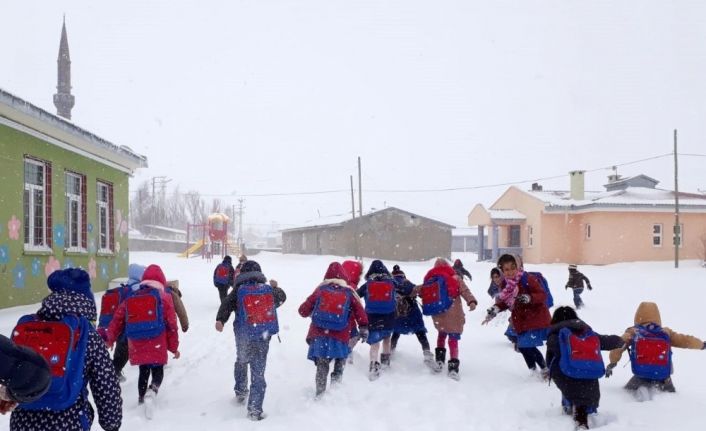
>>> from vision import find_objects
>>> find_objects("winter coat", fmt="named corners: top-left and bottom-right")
top-left (496, 273), bottom-right (551, 334)
top-left (0, 334), bottom-right (51, 404)
top-left (357, 275), bottom-right (398, 332)
top-left (487, 281), bottom-right (501, 299)
top-left (213, 261), bottom-right (236, 288)
top-left (608, 302), bottom-right (704, 367)
top-left (299, 278), bottom-right (369, 344)
top-left (566, 269), bottom-right (592, 290)
top-left (167, 280), bottom-right (189, 332)
top-left (424, 275), bottom-right (477, 335)
top-left (106, 280), bottom-right (180, 366)
top-left (545, 319), bottom-right (623, 408)
top-left (393, 275), bottom-right (427, 334)
top-left (216, 271), bottom-right (287, 326)
top-left (10, 291), bottom-right (122, 431)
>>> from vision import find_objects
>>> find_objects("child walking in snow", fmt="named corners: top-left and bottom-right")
top-left (342, 260), bottom-right (364, 359)
top-left (419, 258), bottom-right (477, 380)
top-left (484, 254), bottom-right (551, 377)
top-left (605, 301), bottom-right (705, 399)
top-left (215, 260), bottom-right (286, 420)
top-left (390, 265), bottom-right (433, 366)
top-left (565, 265), bottom-right (592, 309)
top-left (106, 264), bottom-right (180, 413)
top-left (299, 262), bottom-right (369, 397)
top-left (357, 260), bottom-right (397, 381)
top-left (545, 306), bottom-right (624, 430)
top-left (9, 268), bottom-right (122, 431)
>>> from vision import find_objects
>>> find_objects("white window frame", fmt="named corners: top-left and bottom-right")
top-left (527, 225), bottom-right (534, 248)
top-left (65, 172), bottom-right (84, 252)
top-left (97, 181), bottom-right (112, 253)
top-left (652, 223), bottom-right (663, 247)
top-left (585, 223), bottom-right (592, 240)
top-left (673, 223), bottom-right (684, 248)
top-left (23, 158), bottom-right (51, 252)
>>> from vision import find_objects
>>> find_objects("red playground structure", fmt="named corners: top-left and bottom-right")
top-left (182, 212), bottom-right (231, 259)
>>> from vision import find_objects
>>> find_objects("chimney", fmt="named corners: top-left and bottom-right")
top-left (569, 170), bottom-right (585, 200)
top-left (531, 182), bottom-right (543, 191)
top-left (607, 174), bottom-right (622, 183)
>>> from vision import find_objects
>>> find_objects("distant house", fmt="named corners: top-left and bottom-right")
top-left (282, 207), bottom-right (454, 261)
top-left (452, 227), bottom-right (479, 253)
top-left (0, 88), bottom-right (147, 308)
top-left (468, 172), bottom-right (706, 264)
top-left (142, 225), bottom-right (188, 241)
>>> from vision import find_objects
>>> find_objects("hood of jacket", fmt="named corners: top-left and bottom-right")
top-left (634, 302), bottom-right (662, 326)
top-left (365, 260), bottom-right (390, 279)
top-left (235, 271), bottom-right (267, 287)
top-left (37, 291), bottom-right (97, 322)
top-left (549, 318), bottom-right (590, 335)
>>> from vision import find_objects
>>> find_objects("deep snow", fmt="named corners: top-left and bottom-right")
top-left (1, 252), bottom-right (705, 430)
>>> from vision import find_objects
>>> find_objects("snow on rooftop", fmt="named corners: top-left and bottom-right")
top-left (527, 187), bottom-right (706, 209)
top-left (488, 209), bottom-right (527, 220)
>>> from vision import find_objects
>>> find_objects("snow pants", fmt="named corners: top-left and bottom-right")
top-left (234, 332), bottom-right (271, 416)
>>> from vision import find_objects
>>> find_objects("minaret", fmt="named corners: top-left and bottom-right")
top-left (53, 16), bottom-right (75, 120)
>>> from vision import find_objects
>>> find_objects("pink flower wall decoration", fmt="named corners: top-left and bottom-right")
top-left (88, 257), bottom-right (97, 279)
top-left (44, 256), bottom-right (60, 276)
top-left (8, 215), bottom-right (21, 240)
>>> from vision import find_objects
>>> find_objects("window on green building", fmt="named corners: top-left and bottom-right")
top-left (65, 172), bottom-right (86, 252)
top-left (97, 181), bottom-right (114, 253)
top-left (24, 157), bottom-right (52, 251)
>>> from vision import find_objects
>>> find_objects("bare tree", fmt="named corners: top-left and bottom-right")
top-left (210, 198), bottom-right (223, 214)
top-left (184, 191), bottom-right (206, 224)
top-left (164, 186), bottom-right (187, 228)
top-left (130, 180), bottom-right (153, 231)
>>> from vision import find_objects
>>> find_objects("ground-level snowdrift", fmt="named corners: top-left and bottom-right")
top-left (2, 252), bottom-right (705, 430)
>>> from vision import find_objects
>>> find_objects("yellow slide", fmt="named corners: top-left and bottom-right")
top-left (178, 239), bottom-right (205, 258)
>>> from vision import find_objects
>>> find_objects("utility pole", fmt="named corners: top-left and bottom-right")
top-left (358, 156), bottom-right (362, 217)
top-left (237, 198), bottom-right (245, 252)
top-left (350, 174), bottom-right (358, 260)
top-left (150, 176), bottom-right (171, 226)
top-left (350, 175), bottom-right (356, 219)
top-left (674, 129), bottom-right (680, 269)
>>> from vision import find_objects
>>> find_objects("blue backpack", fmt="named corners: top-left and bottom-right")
top-left (629, 324), bottom-right (672, 380)
top-left (558, 327), bottom-right (605, 379)
top-left (420, 275), bottom-right (453, 316)
top-left (12, 314), bottom-right (90, 411)
top-left (124, 287), bottom-right (165, 340)
top-left (363, 280), bottom-right (397, 314)
top-left (237, 283), bottom-right (279, 340)
top-left (98, 285), bottom-right (131, 329)
top-left (214, 263), bottom-right (232, 286)
top-left (312, 284), bottom-right (352, 331)
top-left (521, 272), bottom-right (554, 308)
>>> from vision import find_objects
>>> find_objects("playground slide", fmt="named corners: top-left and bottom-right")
top-left (178, 239), bottom-right (205, 258)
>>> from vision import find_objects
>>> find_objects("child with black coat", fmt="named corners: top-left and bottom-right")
top-left (545, 306), bottom-right (624, 430)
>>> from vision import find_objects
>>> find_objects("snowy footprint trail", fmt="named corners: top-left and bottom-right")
top-left (1, 251), bottom-right (705, 430)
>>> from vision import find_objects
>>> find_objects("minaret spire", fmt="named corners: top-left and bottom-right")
top-left (53, 16), bottom-right (75, 119)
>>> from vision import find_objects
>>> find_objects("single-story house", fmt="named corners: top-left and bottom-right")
top-left (0, 88), bottom-right (147, 308)
top-left (282, 207), bottom-right (454, 261)
top-left (452, 227), bottom-right (479, 253)
top-left (468, 172), bottom-right (706, 265)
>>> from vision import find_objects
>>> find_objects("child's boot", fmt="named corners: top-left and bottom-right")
top-left (448, 359), bottom-right (460, 381)
top-left (380, 353), bottom-right (391, 369)
top-left (574, 405), bottom-right (589, 430)
top-left (423, 349), bottom-right (434, 366)
top-left (368, 361), bottom-right (381, 381)
top-left (433, 347), bottom-right (446, 373)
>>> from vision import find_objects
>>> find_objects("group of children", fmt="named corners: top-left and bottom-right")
top-left (482, 254), bottom-right (706, 429)
top-left (3, 254), bottom-right (705, 430)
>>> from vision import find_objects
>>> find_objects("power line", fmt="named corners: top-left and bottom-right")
top-left (679, 152), bottom-right (706, 157)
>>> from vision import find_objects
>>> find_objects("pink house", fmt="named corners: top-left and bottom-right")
top-left (468, 172), bottom-right (706, 264)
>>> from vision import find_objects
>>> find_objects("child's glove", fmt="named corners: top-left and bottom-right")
top-left (605, 363), bottom-right (617, 378)
top-left (587, 285), bottom-right (593, 291)
top-left (516, 294), bottom-right (531, 304)
top-left (358, 326), bottom-right (369, 343)
top-left (269, 279), bottom-right (278, 288)
top-left (702, 341), bottom-right (705, 350)
top-left (482, 306), bottom-right (499, 325)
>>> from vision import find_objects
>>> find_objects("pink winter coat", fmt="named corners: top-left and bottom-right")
top-left (106, 280), bottom-right (179, 366)
top-left (299, 278), bottom-right (369, 344)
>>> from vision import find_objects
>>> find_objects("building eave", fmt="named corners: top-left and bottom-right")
top-left (0, 87), bottom-right (147, 174)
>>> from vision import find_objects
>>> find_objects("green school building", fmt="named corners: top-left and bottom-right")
top-left (0, 88), bottom-right (147, 308)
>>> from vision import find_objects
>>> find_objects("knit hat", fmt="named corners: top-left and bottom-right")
top-left (47, 267), bottom-right (94, 303)
top-left (568, 264), bottom-right (577, 270)
top-left (240, 260), bottom-right (262, 274)
top-left (223, 255), bottom-right (232, 264)
top-left (434, 258), bottom-right (450, 268)
top-left (453, 259), bottom-right (463, 268)
top-left (142, 264), bottom-right (167, 287)
top-left (324, 262), bottom-right (348, 281)
top-left (239, 255), bottom-right (248, 263)
top-left (128, 263), bottom-right (146, 285)
top-left (365, 260), bottom-right (390, 279)
top-left (391, 264), bottom-right (405, 276)
top-left (551, 306), bottom-right (579, 325)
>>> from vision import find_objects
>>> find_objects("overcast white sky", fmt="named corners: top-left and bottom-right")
top-left (2, 0), bottom-right (706, 229)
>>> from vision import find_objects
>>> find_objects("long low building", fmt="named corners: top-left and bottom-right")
top-left (281, 207), bottom-right (454, 261)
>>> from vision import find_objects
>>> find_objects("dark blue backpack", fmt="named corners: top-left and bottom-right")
top-left (558, 327), bottom-right (605, 379)
top-left (237, 283), bottom-right (279, 340)
top-left (312, 284), bottom-right (352, 331)
top-left (521, 272), bottom-right (554, 308)
top-left (420, 275), bottom-right (453, 316)
top-left (124, 287), bottom-right (165, 340)
top-left (363, 280), bottom-right (397, 314)
top-left (12, 314), bottom-right (90, 411)
top-left (629, 324), bottom-right (672, 380)
top-left (214, 263), bottom-right (232, 286)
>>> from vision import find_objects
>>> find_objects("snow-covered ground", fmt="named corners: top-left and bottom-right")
top-left (2, 252), bottom-right (705, 430)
